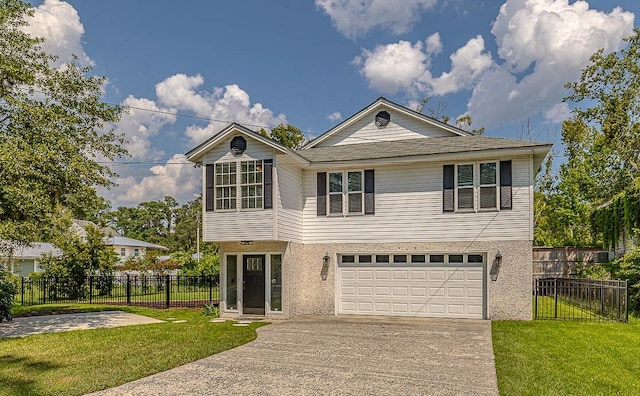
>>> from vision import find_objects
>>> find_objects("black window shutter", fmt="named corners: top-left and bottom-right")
top-left (317, 172), bottom-right (327, 216)
top-left (263, 160), bottom-right (273, 209)
top-left (364, 169), bottom-right (375, 215)
top-left (500, 160), bottom-right (512, 210)
top-left (205, 164), bottom-right (215, 212)
top-left (443, 164), bottom-right (454, 212)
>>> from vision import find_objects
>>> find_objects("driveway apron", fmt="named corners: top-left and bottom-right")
top-left (90, 315), bottom-right (498, 395)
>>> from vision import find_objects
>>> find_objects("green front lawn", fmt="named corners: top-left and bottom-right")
top-left (1, 304), bottom-right (265, 396)
top-left (493, 317), bottom-right (640, 395)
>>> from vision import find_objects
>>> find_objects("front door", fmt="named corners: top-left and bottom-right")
top-left (243, 255), bottom-right (265, 315)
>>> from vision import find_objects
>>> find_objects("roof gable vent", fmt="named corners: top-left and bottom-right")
top-left (230, 136), bottom-right (247, 155)
top-left (375, 111), bottom-right (390, 127)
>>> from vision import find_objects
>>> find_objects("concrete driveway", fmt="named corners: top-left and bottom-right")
top-left (90, 315), bottom-right (498, 395)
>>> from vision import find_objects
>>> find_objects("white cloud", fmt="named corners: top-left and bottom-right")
top-left (425, 32), bottom-right (443, 56)
top-left (430, 35), bottom-right (493, 95)
top-left (327, 111), bottom-right (342, 122)
top-left (109, 155), bottom-right (200, 206)
top-left (155, 74), bottom-right (213, 117)
top-left (316, 0), bottom-right (437, 39)
top-left (357, 35), bottom-right (493, 96)
top-left (468, 0), bottom-right (634, 128)
top-left (115, 96), bottom-right (177, 160)
top-left (544, 102), bottom-right (571, 123)
top-left (21, 0), bottom-right (92, 67)
top-left (358, 40), bottom-right (429, 94)
top-left (355, 0), bottom-right (634, 130)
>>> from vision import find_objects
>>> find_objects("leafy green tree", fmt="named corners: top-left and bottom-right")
top-left (563, 28), bottom-right (640, 203)
top-left (257, 123), bottom-right (305, 149)
top-left (0, 270), bottom-right (17, 322)
top-left (104, 196), bottom-right (176, 246)
top-left (0, 0), bottom-right (127, 245)
top-left (40, 225), bottom-right (119, 299)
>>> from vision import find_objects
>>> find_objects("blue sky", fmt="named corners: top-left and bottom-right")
top-left (23, 0), bottom-right (639, 207)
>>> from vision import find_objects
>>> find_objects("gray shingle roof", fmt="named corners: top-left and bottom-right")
top-left (295, 136), bottom-right (551, 163)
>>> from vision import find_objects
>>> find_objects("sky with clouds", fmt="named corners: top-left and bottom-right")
top-left (22, 0), bottom-right (638, 208)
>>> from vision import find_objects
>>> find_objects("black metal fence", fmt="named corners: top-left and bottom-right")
top-left (534, 277), bottom-right (628, 323)
top-left (17, 274), bottom-right (219, 309)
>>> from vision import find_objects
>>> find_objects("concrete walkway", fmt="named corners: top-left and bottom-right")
top-left (91, 315), bottom-right (498, 395)
top-left (0, 311), bottom-right (164, 338)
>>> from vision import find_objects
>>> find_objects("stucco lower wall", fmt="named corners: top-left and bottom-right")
top-left (220, 240), bottom-right (532, 321)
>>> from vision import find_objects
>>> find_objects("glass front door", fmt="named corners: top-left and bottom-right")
top-left (242, 255), bottom-right (265, 315)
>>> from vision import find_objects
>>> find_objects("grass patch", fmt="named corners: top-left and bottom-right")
top-left (493, 318), bottom-right (640, 395)
top-left (1, 304), bottom-right (265, 396)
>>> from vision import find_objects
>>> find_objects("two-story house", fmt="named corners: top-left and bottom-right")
top-left (186, 98), bottom-right (551, 320)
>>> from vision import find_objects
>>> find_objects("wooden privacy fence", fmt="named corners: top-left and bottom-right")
top-left (17, 274), bottom-right (220, 309)
top-left (534, 277), bottom-right (628, 323)
top-left (533, 247), bottom-right (611, 285)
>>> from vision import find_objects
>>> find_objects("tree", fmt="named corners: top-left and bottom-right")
top-left (104, 196), bottom-right (176, 246)
top-left (0, 0), bottom-right (127, 246)
top-left (563, 28), bottom-right (640, 203)
top-left (40, 225), bottom-right (119, 299)
top-left (257, 123), bottom-right (305, 149)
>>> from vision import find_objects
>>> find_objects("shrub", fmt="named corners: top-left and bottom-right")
top-left (0, 269), bottom-right (18, 322)
top-left (613, 247), bottom-right (640, 314)
top-left (202, 303), bottom-right (219, 317)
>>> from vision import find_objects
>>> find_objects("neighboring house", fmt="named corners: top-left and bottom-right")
top-left (186, 97), bottom-right (552, 320)
top-left (1, 242), bottom-right (61, 277)
top-left (72, 220), bottom-right (168, 263)
top-left (107, 236), bottom-right (169, 263)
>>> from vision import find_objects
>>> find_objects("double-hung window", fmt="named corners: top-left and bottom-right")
top-left (479, 162), bottom-right (498, 209)
top-left (215, 162), bottom-right (237, 210)
top-left (241, 160), bottom-right (263, 209)
top-left (347, 171), bottom-right (363, 214)
top-left (456, 164), bottom-right (474, 210)
top-left (328, 172), bottom-right (343, 214)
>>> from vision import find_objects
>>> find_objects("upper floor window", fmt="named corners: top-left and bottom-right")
top-left (327, 170), bottom-right (365, 215)
top-left (443, 160), bottom-right (511, 212)
top-left (215, 162), bottom-right (237, 210)
top-left (207, 159), bottom-right (272, 212)
top-left (317, 170), bottom-right (374, 217)
top-left (241, 160), bottom-right (263, 209)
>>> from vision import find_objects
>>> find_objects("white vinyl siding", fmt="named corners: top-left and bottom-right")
top-left (303, 158), bottom-right (532, 243)
top-left (275, 157), bottom-right (303, 243)
top-left (316, 109), bottom-right (455, 147)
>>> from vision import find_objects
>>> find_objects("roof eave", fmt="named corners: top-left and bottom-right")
top-left (304, 144), bottom-right (553, 169)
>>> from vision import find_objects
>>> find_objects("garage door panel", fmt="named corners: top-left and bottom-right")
top-left (339, 264), bottom-right (485, 319)
top-left (410, 270), bottom-right (426, 280)
top-left (411, 287), bottom-right (427, 297)
top-left (393, 286), bottom-right (408, 296)
top-left (375, 270), bottom-right (390, 280)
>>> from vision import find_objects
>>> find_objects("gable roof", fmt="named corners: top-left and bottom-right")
top-left (296, 136), bottom-right (552, 170)
top-left (185, 123), bottom-right (308, 164)
top-left (302, 97), bottom-right (472, 149)
top-left (4, 242), bottom-right (61, 259)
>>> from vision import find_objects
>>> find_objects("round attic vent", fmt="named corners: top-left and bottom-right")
top-left (230, 136), bottom-right (246, 155)
top-left (375, 111), bottom-right (391, 127)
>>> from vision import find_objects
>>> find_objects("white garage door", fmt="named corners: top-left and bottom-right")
top-left (338, 253), bottom-right (485, 319)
